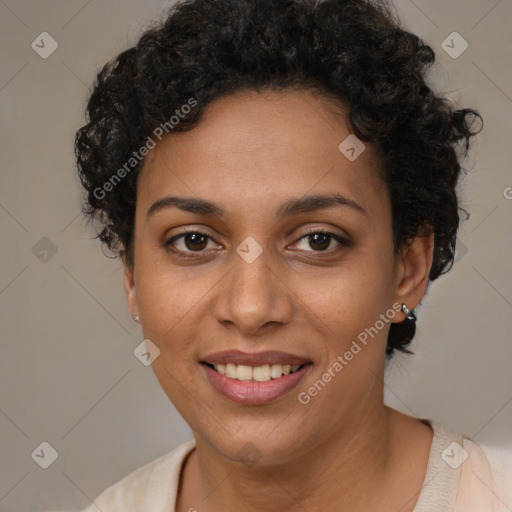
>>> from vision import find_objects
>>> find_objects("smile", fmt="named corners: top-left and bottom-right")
top-left (207, 362), bottom-right (305, 382)
top-left (200, 350), bottom-right (312, 405)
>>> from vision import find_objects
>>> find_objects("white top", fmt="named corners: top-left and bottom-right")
top-left (80, 420), bottom-right (511, 511)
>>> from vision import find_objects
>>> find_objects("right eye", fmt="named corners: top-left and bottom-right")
top-left (165, 230), bottom-right (222, 255)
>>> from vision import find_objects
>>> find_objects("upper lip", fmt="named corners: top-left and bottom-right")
top-left (201, 350), bottom-right (311, 366)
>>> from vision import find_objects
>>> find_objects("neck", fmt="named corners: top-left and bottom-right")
top-left (180, 398), bottom-right (402, 512)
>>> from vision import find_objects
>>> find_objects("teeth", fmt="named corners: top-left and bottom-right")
top-left (236, 365), bottom-right (253, 381)
top-left (225, 363), bottom-right (237, 379)
top-left (253, 364), bottom-right (271, 382)
top-left (212, 362), bottom-right (304, 381)
top-left (270, 364), bottom-right (283, 378)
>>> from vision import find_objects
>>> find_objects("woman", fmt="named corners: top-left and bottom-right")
top-left (75, 0), bottom-right (506, 510)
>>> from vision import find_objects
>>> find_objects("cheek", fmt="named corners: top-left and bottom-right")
top-left (134, 261), bottom-right (209, 368)
top-left (295, 247), bottom-right (395, 341)
top-left (134, 263), bottom-right (214, 421)
top-left (135, 241), bottom-right (219, 327)
top-left (291, 258), bottom-right (395, 426)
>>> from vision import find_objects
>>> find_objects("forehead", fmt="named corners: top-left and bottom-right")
top-left (137, 88), bottom-right (388, 221)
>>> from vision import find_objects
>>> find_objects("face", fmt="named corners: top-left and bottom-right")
top-left (124, 88), bottom-right (431, 465)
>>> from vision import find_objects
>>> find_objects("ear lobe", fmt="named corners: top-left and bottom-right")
top-left (123, 261), bottom-right (138, 317)
top-left (393, 232), bottom-right (435, 318)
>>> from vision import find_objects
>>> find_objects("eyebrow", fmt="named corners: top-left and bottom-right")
top-left (146, 193), bottom-right (367, 220)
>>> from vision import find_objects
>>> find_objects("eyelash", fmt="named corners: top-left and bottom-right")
top-left (165, 227), bottom-right (351, 257)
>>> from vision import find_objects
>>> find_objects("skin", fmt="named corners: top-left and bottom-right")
top-left (123, 88), bottom-right (435, 512)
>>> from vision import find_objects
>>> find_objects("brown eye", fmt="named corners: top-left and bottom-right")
top-left (293, 231), bottom-right (351, 253)
top-left (183, 232), bottom-right (208, 251)
top-left (307, 233), bottom-right (331, 251)
top-left (166, 231), bottom-right (216, 253)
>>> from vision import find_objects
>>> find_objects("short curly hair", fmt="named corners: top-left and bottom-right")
top-left (75, 0), bottom-right (482, 358)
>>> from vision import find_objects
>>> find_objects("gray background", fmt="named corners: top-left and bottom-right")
top-left (1, 0), bottom-right (511, 510)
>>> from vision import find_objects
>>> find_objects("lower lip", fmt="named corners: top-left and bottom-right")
top-left (202, 363), bottom-right (311, 405)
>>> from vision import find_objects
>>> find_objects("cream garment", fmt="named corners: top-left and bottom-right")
top-left (80, 420), bottom-right (511, 512)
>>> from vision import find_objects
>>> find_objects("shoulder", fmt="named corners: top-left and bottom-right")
top-left (455, 435), bottom-right (512, 512)
top-left (414, 419), bottom-right (511, 512)
top-left (80, 440), bottom-right (196, 512)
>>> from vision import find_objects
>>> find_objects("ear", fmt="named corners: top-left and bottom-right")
top-left (392, 232), bottom-right (435, 322)
top-left (123, 258), bottom-right (139, 319)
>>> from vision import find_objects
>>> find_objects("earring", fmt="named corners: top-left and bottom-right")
top-left (401, 304), bottom-right (416, 323)
top-left (131, 314), bottom-right (140, 323)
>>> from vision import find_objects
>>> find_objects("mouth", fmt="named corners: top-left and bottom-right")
top-left (202, 362), bottom-right (309, 381)
top-left (200, 350), bottom-right (312, 405)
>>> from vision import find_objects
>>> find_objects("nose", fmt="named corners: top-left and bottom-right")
top-left (213, 248), bottom-right (293, 337)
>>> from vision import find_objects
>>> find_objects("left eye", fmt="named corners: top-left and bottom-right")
top-left (292, 231), bottom-right (349, 252)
